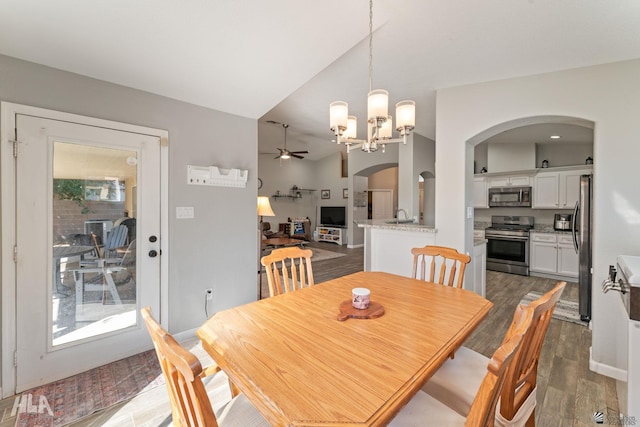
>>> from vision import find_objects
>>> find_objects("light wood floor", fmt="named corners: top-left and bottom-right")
top-left (0, 242), bottom-right (617, 426)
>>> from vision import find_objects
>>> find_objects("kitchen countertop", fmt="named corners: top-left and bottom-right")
top-left (356, 220), bottom-right (437, 233)
top-left (474, 222), bottom-right (572, 235)
top-left (531, 225), bottom-right (573, 234)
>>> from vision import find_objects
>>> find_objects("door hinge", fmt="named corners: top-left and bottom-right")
top-left (13, 245), bottom-right (17, 263)
top-left (11, 140), bottom-right (18, 158)
top-left (14, 350), bottom-right (18, 367)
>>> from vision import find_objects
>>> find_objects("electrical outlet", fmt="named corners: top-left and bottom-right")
top-left (206, 288), bottom-right (213, 300)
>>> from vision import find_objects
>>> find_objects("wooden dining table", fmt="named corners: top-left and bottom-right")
top-left (197, 271), bottom-right (493, 426)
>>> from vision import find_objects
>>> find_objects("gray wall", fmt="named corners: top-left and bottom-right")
top-left (0, 54), bottom-right (258, 333)
top-left (257, 152), bottom-right (348, 238)
top-left (257, 154), bottom-right (319, 227)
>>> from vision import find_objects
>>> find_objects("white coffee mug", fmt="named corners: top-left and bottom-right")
top-left (352, 287), bottom-right (371, 310)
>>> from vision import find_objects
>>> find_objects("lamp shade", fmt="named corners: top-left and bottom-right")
top-left (367, 89), bottom-right (389, 119)
top-left (257, 196), bottom-right (275, 217)
top-left (329, 101), bottom-right (349, 131)
top-left (395, 100), bottom-right (416, 129)
top-left (379, 116), bottom-right (393, 139)
top-left (345, 116), bottom-right (358, 139)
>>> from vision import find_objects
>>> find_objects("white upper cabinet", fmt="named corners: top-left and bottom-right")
top-left (487, 174), bottom-right (531, 187)
top-left (533, 172), bottom-right (560, 208)
top-left (533, 167), bottom-right (592, 209)
top-left (473, 177), bottom-right (488, 208)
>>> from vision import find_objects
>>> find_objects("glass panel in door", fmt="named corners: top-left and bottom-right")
top-left (52, 142), bottom-right (138, 347)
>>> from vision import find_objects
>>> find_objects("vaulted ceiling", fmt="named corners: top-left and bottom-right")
top-left (1, 0), bottom-right (639, 160)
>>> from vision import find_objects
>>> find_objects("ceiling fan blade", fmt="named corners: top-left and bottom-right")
top-left (274, 154), bottom-right (282, 159)
top-left (290, 151), bottom-right (309, 154)
top-left (291, 153), bottom-right (305, 159)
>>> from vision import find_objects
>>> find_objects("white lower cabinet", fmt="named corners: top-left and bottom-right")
top-left (530, 232), bottom-right (578, 279)
top-left (473, 241), bottom-right (487, 297)
top-left (557, 235), bottom-right (579, 277)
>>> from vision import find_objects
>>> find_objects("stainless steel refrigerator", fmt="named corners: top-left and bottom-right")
top-left (572, 174), bottom-right (592, 321)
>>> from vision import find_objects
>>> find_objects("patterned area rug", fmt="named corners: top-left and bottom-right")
top-left (520, 291), bottom-right (587, 326)
top-left (14, 350), bottom-right (163, 427)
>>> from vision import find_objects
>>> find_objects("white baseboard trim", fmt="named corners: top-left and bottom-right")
top-left (529, 271), bottom-right (577, 282)
top-left (590, 347), bottom-right (627, 381)
top-left (348, 243), bottom-right (364, 249)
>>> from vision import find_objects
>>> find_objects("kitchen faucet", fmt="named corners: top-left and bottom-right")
top-left (395, 209), bottom-right (409, 224)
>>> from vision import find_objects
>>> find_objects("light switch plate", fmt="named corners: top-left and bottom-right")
top-left (467, 206), bottom-right (473, 219)
top-left (176, 206), bottom-right (194, 219)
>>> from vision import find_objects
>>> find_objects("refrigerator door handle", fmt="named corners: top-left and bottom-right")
top-left (572, 201), bottom-right (579, 253)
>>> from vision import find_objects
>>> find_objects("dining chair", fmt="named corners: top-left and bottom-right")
top-left (390, 304), bottom-right (533, 426)
top-left (411, 245), bottom-right (471, 288)
top-left (422, 281), bottom-right (566, 426)
top-left (260, 246), bottom-right (314, 297)
top-left (141, 307), bottom-right (268, 427)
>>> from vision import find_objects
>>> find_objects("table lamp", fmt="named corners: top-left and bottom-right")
top-left (257, 196), bottom-right (275, 222)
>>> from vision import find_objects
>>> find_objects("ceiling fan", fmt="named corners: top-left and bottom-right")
top-left (275, 123), bottom-right (308, 160)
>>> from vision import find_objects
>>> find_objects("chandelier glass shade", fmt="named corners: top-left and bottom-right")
top-left (329, 0), bottom-right (415, 153)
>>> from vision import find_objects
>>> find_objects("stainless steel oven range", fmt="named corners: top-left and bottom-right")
top-left (485, 216), bottom-right (534, 276)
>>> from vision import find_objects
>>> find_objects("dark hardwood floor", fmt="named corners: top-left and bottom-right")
top-left (0, 242), bottom-right (618, 426)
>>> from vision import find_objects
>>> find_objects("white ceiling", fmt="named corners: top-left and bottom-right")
top-left (1, 0), bottom-right (639, 160)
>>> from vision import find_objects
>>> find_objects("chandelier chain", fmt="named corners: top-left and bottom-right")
top-left (368, 0), bottom-right (373, 93)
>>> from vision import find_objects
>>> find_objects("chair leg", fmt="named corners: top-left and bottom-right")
top-left (104, 272), bottom-right (122, 305)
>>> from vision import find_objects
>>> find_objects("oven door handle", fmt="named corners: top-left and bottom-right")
top-left (486, 236), bottom-right (529, 241)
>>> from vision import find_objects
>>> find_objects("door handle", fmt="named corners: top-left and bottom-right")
top-left (148, 250), bottom-right (158, 258)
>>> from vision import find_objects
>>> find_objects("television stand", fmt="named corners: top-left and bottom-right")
top-left (316, 226), bottom-right (343, 245)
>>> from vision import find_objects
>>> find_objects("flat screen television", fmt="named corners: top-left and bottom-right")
top-left (320, 206), bottom-right (346, 227)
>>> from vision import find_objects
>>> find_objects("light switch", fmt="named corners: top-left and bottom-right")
top-left (467, 206), bottom-right (473, 219)
top-left (176, 206), bottom-right (194, 219)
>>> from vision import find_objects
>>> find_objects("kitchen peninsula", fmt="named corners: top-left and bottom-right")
top-left (357, 220), bottom-right (437, 276)
top-left (358, 220), bottom-right (487, 297)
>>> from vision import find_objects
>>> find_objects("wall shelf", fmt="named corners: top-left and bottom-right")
top-left (271, 186), bottom-right (316, 199)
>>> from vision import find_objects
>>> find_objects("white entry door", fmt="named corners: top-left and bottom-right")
top-left (13, 113), bottom-right (162, 392)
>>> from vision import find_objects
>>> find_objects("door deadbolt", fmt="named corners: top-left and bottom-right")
top-left (149, 235), bottom-right (158, 243)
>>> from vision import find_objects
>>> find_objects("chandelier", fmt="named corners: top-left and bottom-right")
top-left (329, 0), bottom-right (415, 153)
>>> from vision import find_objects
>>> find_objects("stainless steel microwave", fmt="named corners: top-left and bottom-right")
top-left (488, 186), bottom-right (532, 207)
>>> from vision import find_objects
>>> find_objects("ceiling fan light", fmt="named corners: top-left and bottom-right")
top-left (368, 89), bottom-right (388, 120)
top-left (280, 152), bottom-right (291, 160)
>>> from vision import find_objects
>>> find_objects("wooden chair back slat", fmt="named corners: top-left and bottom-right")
top-left (141, 307), bottom-right (220, 427)
top-left (465, 305), bottom-right (534, 427)
top-left (261, 247), bottom-right (314, 297)
top-left (498, 281), bottom-right (566, 423)
top-left (411, 245), bottom-right (471, 288)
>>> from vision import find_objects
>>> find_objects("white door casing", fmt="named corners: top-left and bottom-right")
top-left (1, 103), bottom-right (168, 396)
